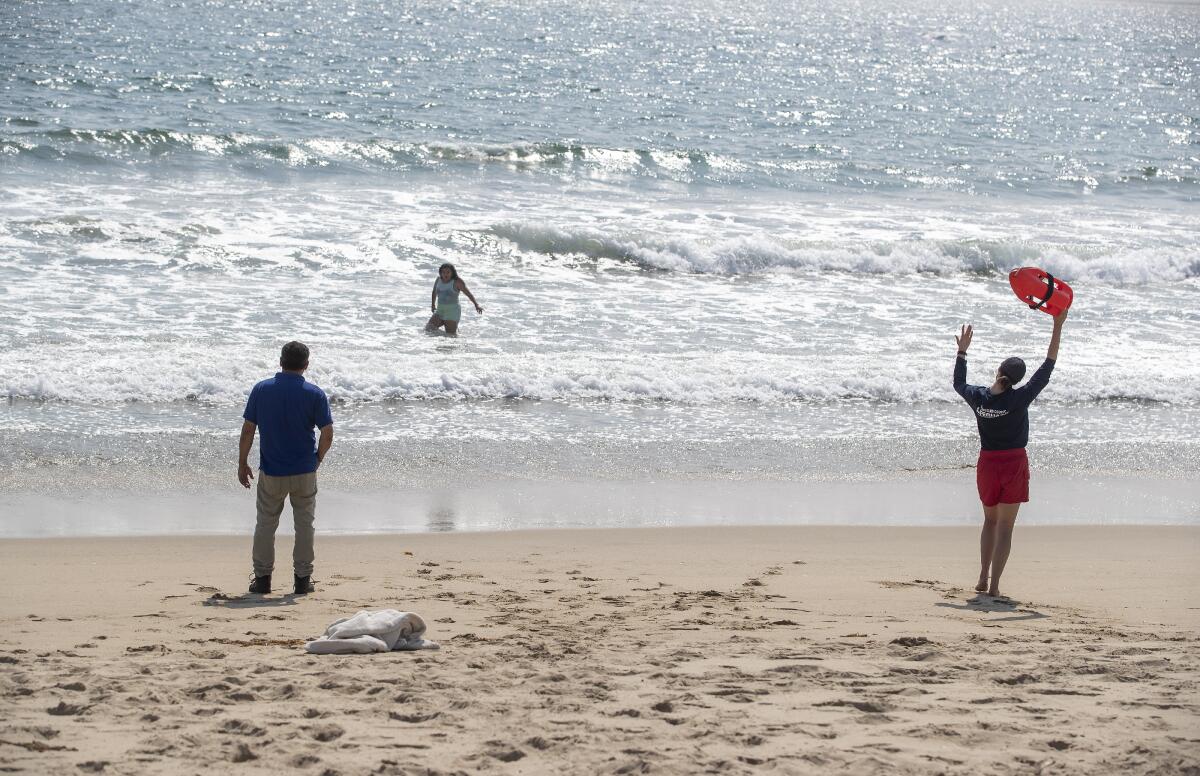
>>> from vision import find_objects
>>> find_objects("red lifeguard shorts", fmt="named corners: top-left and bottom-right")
top-left (976, 448), bottom-right (1029, 507)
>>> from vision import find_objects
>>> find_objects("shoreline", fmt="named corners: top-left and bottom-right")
top-left (2, 526), bottom-right (1197, 773)
top-left (2, 473), bottom-right (1198, 538)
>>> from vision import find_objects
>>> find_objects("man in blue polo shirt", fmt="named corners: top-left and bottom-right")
top-left (238, 341), bottom-right (334, 596)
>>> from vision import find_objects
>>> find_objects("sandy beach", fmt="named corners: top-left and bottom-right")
top-left (1, 526), bottom-right (1197, 774)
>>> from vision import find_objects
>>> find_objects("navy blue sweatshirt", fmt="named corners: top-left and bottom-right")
top-left (954, 356), bottom-right (1055, 450)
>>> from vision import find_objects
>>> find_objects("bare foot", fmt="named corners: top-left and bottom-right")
top-left (975, 578), bottom-right (988, 593)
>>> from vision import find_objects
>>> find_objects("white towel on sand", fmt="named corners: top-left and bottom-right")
top-left (305, 610), bottom-right (440, 654)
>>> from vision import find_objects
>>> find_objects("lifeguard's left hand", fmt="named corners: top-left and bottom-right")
top-left (475, 304), bottom-right (483, 314)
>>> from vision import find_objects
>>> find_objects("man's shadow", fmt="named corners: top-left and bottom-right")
top-left (935, 594), bottom-right (1049, 623)
top-left (202, 592), bottom-right (301, 608)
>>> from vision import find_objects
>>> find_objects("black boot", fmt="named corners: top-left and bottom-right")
top-left (248, 574), bottom-right (271, 594)
top-left (294, 575), bottom-right (315, 595)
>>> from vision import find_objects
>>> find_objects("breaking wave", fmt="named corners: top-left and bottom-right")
top-left (6, 366), bottom-right (1194, 407)
top-left (0, 128), bottom-right (745, 179)
top-left (490, 221), bottom-right (1200, 282)
top-left (4, 127), bottom-right (1198, 198)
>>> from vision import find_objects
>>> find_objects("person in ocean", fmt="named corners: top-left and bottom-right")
top-left (425, 262), bottom-right (483, 335)
top-left (953, 309), bottom-right (1067, 599)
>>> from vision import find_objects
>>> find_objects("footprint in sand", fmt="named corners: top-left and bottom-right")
top-left (191, 649), bottom-right (226, 660)
top-left (306, 723), bottom-right (345, 742)
top-left (231, 743), bottom-right (257, 762)
top-left (996, 673), bottom-right (1038, 685)
top-left (47, 701), bottom-right (88, 716)
top-left (255, 683), bottom-right (298, 701)
top-left (486, 746), bottom-right (526, 762)
top-left (218, 719), bottom-right (266, 737)
top-left (125, 644), bottom-right (167, 655)
top-left (878, 579), bottom-right (936, 590)
top-left (815, 699), bottom-right (888, 714)
top-left (388, 711), bottom-right (440, 723)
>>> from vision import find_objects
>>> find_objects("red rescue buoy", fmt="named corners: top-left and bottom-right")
top-left (1009, 267), bottom-right (1073, 315)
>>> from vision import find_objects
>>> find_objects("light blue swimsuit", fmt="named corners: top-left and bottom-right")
top-left (434, 278), bottom-right (461, 321)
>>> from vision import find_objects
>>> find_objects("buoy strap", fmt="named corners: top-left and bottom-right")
top-left (1030, 273), bottom-right (1056, 310)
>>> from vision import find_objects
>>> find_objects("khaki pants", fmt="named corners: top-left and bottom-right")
top-left (252, 471), bottom-right (317, 578)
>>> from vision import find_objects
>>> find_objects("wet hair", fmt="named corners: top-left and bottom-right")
top-left (997, 356), bottom-right (1026, 389)
top-left (280, 341), bottom-right (310, 371)
top-left (438, 263), bottom-right (459, 281)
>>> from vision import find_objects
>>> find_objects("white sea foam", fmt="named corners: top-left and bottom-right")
top-left (2, 180), bottom-right (1196, 421)
top-left (490, 221), bottom-right (1200, 282)
top-left (5, 356), bottom-right (1196, 407)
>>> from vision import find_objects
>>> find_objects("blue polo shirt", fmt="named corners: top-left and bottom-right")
top-left (243, 372), bottom-right (333, 476)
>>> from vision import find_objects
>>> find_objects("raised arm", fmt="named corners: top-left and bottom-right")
top-left (457, 279), bottom-right (483, 313)
top-left (1046, 309), bottom-right (1067, 361)
top-left (1018, 310), bottom-right (1068, 405)
top-left (953, 324), bottom-right (973, 398)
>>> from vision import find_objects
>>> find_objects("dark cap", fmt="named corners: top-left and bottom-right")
top-left (999, 356), bottom-right (1026, 386)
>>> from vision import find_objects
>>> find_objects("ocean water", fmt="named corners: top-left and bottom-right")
top-left (2, 0), bottom-right (1198, 534)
